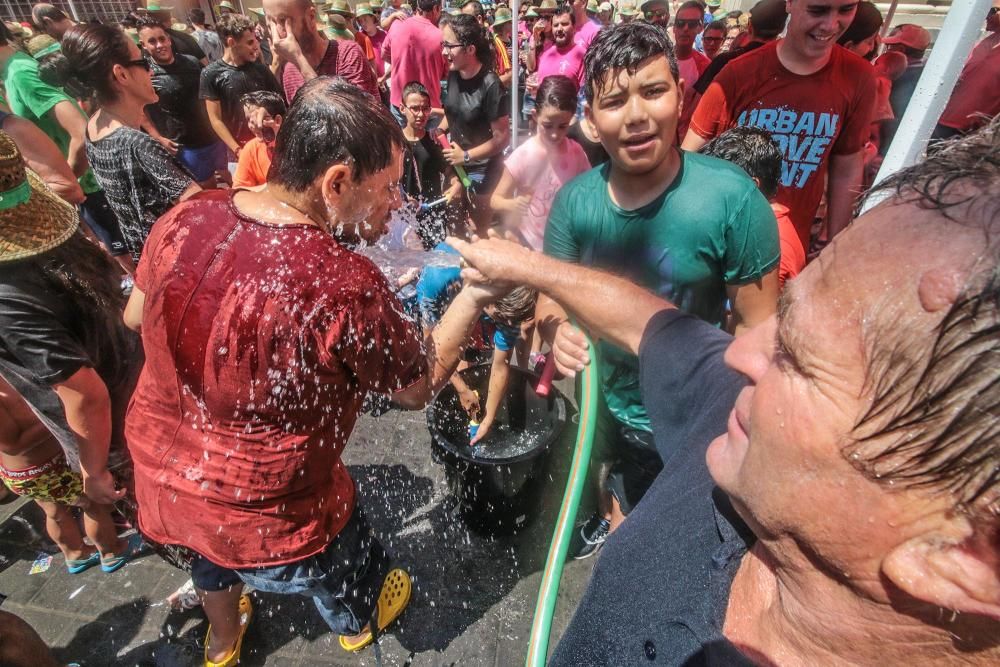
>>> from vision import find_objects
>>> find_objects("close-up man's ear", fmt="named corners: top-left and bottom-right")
top-left (883, 518), bottom-right (1000, 621)
top-left (321, 163), bottom-right (353, 199)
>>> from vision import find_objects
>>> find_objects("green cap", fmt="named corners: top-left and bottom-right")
top-left (586, 0), bottom-right (598, 13)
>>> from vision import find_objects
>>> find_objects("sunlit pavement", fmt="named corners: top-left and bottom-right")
top-left (0, 404), bottom-right (594, 666)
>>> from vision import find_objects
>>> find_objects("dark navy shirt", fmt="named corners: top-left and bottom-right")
top-left (550, 310), bottom-right (756, 666)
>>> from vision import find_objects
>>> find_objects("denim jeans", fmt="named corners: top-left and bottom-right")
top-left (189, 509), bottom-right (390, 635)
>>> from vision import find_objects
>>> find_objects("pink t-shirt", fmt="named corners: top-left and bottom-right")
top-left (536, 41), bottom-right (587, 88)
top-left (574, 19), bottom-right (601, 50)
top-left (504, 135), bottom-right (590, 250)
top-left (382, 15), bottom-right (449, 107)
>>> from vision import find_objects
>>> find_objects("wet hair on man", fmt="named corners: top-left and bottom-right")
top-left (700, 126), bottom-right (782, 200)
top-left (583, 21), bottom-right (678, 103)
top-left (268, 76), bottom-right (404, 191)
top-left (241, 90), bottom-right (288, 119)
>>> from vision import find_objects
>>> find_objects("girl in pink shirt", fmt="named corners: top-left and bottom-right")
top-left (490, 75), bottom-right (590, 252)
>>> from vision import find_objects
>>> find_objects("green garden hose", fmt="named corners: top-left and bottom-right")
top-left (525, 333), bottom-right (600, 667)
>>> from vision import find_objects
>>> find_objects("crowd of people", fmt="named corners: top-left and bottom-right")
top-left (0, 0), bottom-right (997, 665)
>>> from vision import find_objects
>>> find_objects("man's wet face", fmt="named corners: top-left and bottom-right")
top-left (587, 55), bottom-right (680, 175)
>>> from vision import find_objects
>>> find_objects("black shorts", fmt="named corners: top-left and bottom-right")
top-left (79, 189), bottom-right (128, 256)
top-left (592, 406), bottom-right (663, 516)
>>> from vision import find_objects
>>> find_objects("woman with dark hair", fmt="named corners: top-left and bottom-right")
top-left (490, 74), bottom-right (588, 251)
top-left (0, 132), bottom-right (144, 571)
top-left (441, 13), bottom-right (510, 236)
top-left (41, 23), bottom-right (200, 262)
top-left (837, 1), bottom-right (883, 60)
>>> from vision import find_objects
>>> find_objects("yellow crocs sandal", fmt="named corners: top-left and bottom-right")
top-left (205, 594), bottom-right (253, 667)
top-left (339, 568), bottom-right (412, 652)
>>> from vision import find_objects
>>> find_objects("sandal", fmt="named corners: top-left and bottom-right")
top-left (205, 594), bottom-right (252, 667)
top-left (339, 568), bottom-right (412, 652)
top-left (66, 550), bottom-right (101, 574)
top-left (100, 532), bottom-right (147, 573)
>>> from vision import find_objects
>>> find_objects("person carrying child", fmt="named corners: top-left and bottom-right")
top-left (232, 90), bottom-right (287, 189)
top-left (490, 74), bottom-right (589, 252)
top-left (0, 133), bottom-right (144, 573)
top-left (0, 378), bottom-right (141, 573)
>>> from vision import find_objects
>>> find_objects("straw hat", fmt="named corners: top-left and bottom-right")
top-left (355, 3), bottom-right (375, 18)
top-left (0, 133), bottom-right (79, 263)
top-left (219, 0), bottom-right (237, 9)
top-left (525, 7), bottom-right (540, 18)
top-left (618, 0), bottom-right (638, 16)
top-left (248, 6), bottom-right (266, 16)
top-left (26, 34), bottom-right (61, 60)
top-left (327, 0), bottom-right (354, 18)
top-left (537, 0), bottom-right (557, 14)
top-left (492, 6), bottom-right (513, 27)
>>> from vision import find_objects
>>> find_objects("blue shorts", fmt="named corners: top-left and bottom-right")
top-left (177, 141), bottom-right (227, 182)
top-left (189, 508), bottom-right (389, 635)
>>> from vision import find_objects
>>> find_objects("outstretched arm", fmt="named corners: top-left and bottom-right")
top-left (448, 236), bottom-right (673, 370)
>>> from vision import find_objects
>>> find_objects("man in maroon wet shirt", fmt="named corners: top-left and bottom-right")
top-left (123, 79), bottom-right (503, 663)
top-left (264, 0), bottom-right (379, 101)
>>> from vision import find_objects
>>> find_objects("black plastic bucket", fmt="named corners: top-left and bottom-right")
top-left (426, 364), bottom-right (573, 535)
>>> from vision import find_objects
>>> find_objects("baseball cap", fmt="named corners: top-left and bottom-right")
top-left (882, 23), bottom-right (931, 51)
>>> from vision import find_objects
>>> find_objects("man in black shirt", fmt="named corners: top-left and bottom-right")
top-left (692, 0), bottom-right (786, 97)
top-left (200, 13), bottom-right (284, 156)
top-left (143, 4), bottom-right (208, 65)
top-left (138, 19), bottom-right (226, 183)
top-left (448, 120), bottom-right (1000, 665)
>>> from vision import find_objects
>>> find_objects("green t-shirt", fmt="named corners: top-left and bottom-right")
top-left (2, 51), bottom-right (101, 194)
top-left (543, 151), bottom-right (779, 432)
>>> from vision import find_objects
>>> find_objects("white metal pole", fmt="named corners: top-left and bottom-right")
top-left (862, 0), bottom-right (990, 213)
top-left (65, 0), bottom-right (81, 22)
top-left (511, 0), bottom-right (521, 150)
top-left (880, 0), bottom-right (898, 38)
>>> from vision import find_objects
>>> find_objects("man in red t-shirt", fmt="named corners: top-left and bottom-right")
top-left (673, 1), bottom-right (712, 140)
top-left (935, 3), bottom-right (1000, 138)
top-left (263, 0), bottom-right (378, 101)
top-left (381, 0), bottom-right (450, 114)
top-left (123, 80), bottom-right (504, 664)
top-left (682, 0), bottom-right (876, 254)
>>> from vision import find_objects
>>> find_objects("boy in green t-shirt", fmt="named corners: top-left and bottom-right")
top-left (540, 22), bottom-right (780, 557)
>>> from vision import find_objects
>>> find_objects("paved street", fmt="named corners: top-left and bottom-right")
top-left (0, 401), bottom-right (594, 666)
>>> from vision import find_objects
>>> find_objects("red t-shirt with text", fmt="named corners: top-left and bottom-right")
top-left (127, 190), bottom-right (425, 568)
top-left (690, 42), bottom-right (876, 250)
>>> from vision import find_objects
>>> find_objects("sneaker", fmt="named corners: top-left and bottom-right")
top-left (570, 514), bottom-right (610, 560)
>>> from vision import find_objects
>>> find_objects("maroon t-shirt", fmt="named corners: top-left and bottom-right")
top-left (282, 38), bottom-right (379, 102)
top-left (690, 42), bottom-right (876, 250)
top-left (126, 190), bottom-right (425, 568)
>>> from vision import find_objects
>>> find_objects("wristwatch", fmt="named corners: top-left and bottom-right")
top-left (463, 150), bottom-right (471, 164)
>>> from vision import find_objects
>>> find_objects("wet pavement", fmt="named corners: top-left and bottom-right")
top-left (0, 399), bottom-right (595, 666)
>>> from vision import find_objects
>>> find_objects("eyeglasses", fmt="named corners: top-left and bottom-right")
top-left (124, 58), bottom-right (151, 71)
top-left (442, 41), bottom-right (465, 49)
top-left (673, 18), bottom-right (702, 29)
top-left (703, 35), bottom-right (724, 42)
top-left (406, 104), bottom-right (431, 114)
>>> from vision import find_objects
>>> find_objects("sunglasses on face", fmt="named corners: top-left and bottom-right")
top-left (644, 9), bottom-right (667, 19)
top-left (673, 18), bottom-right (702, 29)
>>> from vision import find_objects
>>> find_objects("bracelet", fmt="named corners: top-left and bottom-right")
top-left (463, 150), bottom-right (470, 164)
